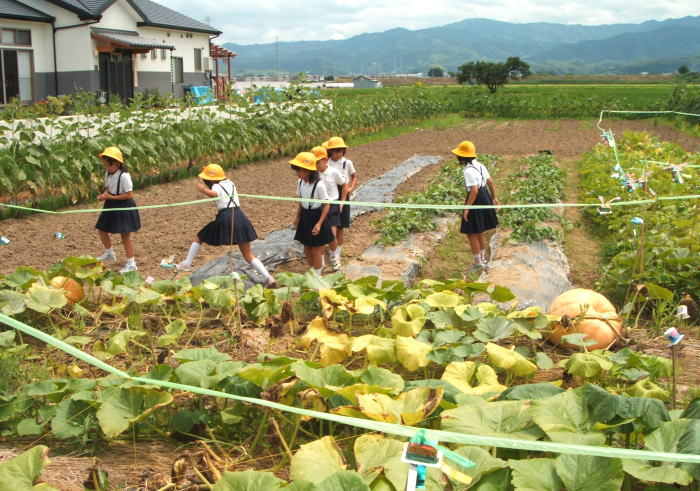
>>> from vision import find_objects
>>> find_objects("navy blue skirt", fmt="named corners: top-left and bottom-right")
top-left (198, 207), bottom-right (258, 246)
top-left (336, 185), bottom-right (351, 228)
top-left (460, 186), bottom-right (498, 234)
top-left (327, 203), bottom-right (341, 227)
top-left (95, 199), bottom-right (141, 234)
top-left (294, 207), bottom-right (335, 247)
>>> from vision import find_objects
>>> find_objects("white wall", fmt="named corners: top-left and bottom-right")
top-left (0, 19), bottom-right (52, 73)
top-left (138, 27), bottom-right (210, 73)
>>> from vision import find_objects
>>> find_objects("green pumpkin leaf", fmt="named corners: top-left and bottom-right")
top-left (564, 352), bottom-right (613, 379)
top-left (474, 317), bottom-right (516, 343)
top-left (315, 471), bottom-right (370, 490)
top-left (531, 389), bottom-right (605, 445)
top-left (290, 436), bottom-right (346, 485)
top-left (0, 290), bottom-right (26, 315)
top-left (292, 361), bottom-right (357, 396)
top-left (25, 283), bottom-right (67, 313)
top-left (0, 445), bottom-right (50, 487)
top-left (51, 398), bottom-right (95, 440)
top-left (157, 319), bottom-right (187, 347)
top-left (497, 383), bottom-right (564, 401)
top-left (96, 387), bottom-right (173, 438)
top-left (449, 446), bottom-right (507, 486)
top-left (106, 329), bottom-right (146, 356)
top-left (359, 366), bottom-right (405, 394)
top-left (621, 459), bottom-right (692, 486)
top-left (488, 284), bottom-right (516, 303)
top-left (212, 470), bottom-right (283, 490)
top-left (173, 346), bottom-right (231, 362)
top-left (509, 457), bottom-right (563, 491)
top-left (554, 454), bottom-right (624, 491)
top-left (442, 398), bottom-right (543, 440)
top-left (535, 352), bottom-right (555, 370)
top-left (626, 378), bottom-right (670, 401)
top-left (354, 434), bottom-right (405, 489)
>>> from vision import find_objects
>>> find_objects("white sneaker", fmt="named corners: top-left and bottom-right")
top-left (176, 261), bottom-right (192, 272)
top-left (330, 255), bottom-right (341, 272)
top-left (97, 250), bottom-right (116, 262)
top-left (119, 264), bottom-right (138, 274)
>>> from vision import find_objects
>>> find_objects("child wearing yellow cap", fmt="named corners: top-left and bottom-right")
top-left (312, 145), bottom-right (347, 271)
top-left (290, 151), bottom-right (335, 277)
top-left (325, 136), bottom-right (356, 268)
top-left (95, 146), bottom-right (140, 273)
top-left (176, 163), bottom-right (277, 288)
top-left (451, 141), bottom-right (499, 271)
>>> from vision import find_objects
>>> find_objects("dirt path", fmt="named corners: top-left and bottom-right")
top-left (1, 119), bottom-right (698, 279)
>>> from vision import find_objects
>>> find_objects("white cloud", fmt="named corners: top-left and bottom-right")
top-left (155, 0), bottom-right (700, 44)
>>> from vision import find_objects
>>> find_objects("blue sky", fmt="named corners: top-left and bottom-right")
top-left (156, 0), bottom-right (700, 45)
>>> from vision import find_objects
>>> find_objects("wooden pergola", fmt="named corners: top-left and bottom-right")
top-left (210, 44), bottom-right (237, 99)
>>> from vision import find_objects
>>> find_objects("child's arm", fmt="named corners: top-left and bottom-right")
top-left (463, 185), bottom-right (479, 221)
top-left (348, 172), bottom-right (357, 193)
top-left (197, 183), bottom-right (218, 198)
top-left (294, 203), bottom-right (301, 229)
top-left (99, 190), bottom-right (133, 201)
top-left (339, 180), bottom-right (349, 211)
top-left (486, 177), bottom-right (499, 205)
top-left (313, 204), bottom-right (330, 235)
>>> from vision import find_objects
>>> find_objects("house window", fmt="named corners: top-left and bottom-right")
top-left (194, 48), bottom-right (201, 71)
top-left (141, 53), bottom-right (147, 59)
top-left (172, 56), bottom-right (183, 84)
top-left (151, 49), bottom-right (157, 60)
top-left (0, 29), bottom-right (31, 46)
top-left (161, 48), bottom-right (167, 60)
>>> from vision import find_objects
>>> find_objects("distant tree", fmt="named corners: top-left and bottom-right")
top-left (428, 66), bottom-right (444, 77)
top-left (456, 57), bottom-right (531, 93)
top-left (677, 65), bottom-right (690, 74)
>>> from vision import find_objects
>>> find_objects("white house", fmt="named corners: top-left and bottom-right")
top-left (0, 0), bottom-right (221, 104)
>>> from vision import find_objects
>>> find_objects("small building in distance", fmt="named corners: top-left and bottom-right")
top-left (353, 75), bottom-right (383, 89)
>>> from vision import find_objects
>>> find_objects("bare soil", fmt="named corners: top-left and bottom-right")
top-left (2, 119), bottom-right (698, 279)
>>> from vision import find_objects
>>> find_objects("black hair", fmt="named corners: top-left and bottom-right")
top-left (458, 156), bottom-right (475, 165)
top-left (103, 155), bottom-right (128, 172)
top-left (202, 179), bottom-right (220, 189)
top-left (290, 164), bottom-right (319, 183)
top-left (329, 148), bottom-right (347, 157)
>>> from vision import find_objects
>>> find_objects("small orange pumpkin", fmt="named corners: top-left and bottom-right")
top-left (547, 288), bottom-right (622, 350)
top-left (50, 276), bottom-right (85, 304)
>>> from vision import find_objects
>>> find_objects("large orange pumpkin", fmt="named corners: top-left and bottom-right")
top-left (50, 276), bottom-right (85, 304)
top-left (547, 288), bottom-right (622, 350)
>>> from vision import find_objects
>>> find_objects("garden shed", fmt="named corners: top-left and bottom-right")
top-left (353, 75), bottom-right (383, 89)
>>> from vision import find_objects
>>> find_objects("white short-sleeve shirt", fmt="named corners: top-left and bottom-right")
top-left (104, 169), bottom-right (133, 195)
top-left (319, 167), bottom-right (345, 201)
top-left (297, 179), bottom-right (329, 209)
top-left (463, 159), bottom-right (490, 189)
top-left (213, 179), bottom-right (240, 210)
top-left (328, 157), bottom-right (356, 184)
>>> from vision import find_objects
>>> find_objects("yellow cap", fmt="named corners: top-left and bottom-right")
top-left (321, 140), bottom-right (330, 149)
top-left (451, 141), bottom-right (477, 158)
top-left (198, 163), bottom-right (226, 181)
top-left (289, 152), bottom-right (319, 171)
top-left (98, 146), bottom-right (123, 163)
top-left (325, 136), bottom-right (348, 150)
top-left (311, 146), bottom-right (328, 159)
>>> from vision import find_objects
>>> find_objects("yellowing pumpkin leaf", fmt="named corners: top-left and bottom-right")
top-left (486, 343), bottom-right (537, 377)
top-left (290, 436), bottom-right (346, 485)
top-left (391, 304), bottom-right (426, 337)
top-left (356, 387), bottom-right (443, 426)
top-left (442, 361), bottom-right (507, 396)
top-left (354, 296), bottom-right (386, 315)
top-left (424, 291), bottom-right (462, 308)
top-left (350, 335), bottom-right (397, 365)
top-left (396, 336), bottom-right (432, 371)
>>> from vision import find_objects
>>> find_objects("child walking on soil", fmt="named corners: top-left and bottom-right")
top-left (176, 163), bottom-right (277, 288)
top-left (324, 136), bottom-right (356, 270)
top-left (312, 145), bottom-right (348, 271)
top-left (452, 141), bottom-right (499, 271)
top-left (290, 151), bottom-right (335, 277)
top-left (95, 146), bottom-right (141, 273)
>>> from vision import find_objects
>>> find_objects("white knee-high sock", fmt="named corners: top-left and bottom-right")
top-left (314, 268), bottom-right (323, 277)
top-left (184, 242), bottom-right (201, 265)
top-left (250, 257), bottom-right (271, 281)
top-left (334, 246), bottom-right (342, 258)
top-left (473, 254), bottom-right (482, 265)
top-left (480, 250), bottom-right (487, 262)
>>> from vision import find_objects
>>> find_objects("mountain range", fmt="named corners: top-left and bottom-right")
top-left (222, 16), bottom-right (700, 76)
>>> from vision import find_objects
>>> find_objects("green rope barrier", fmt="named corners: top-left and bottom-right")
top-left (1, 312), bottom-right (699, 464)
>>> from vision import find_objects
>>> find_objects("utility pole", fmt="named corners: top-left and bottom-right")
top-left (275, 36), bottom-right (279, 79)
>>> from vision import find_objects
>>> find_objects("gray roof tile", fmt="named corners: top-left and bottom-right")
top-left (129, 0), bottom-right (220, 34)
top-left (0, 0), bottom-right (55, 22)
